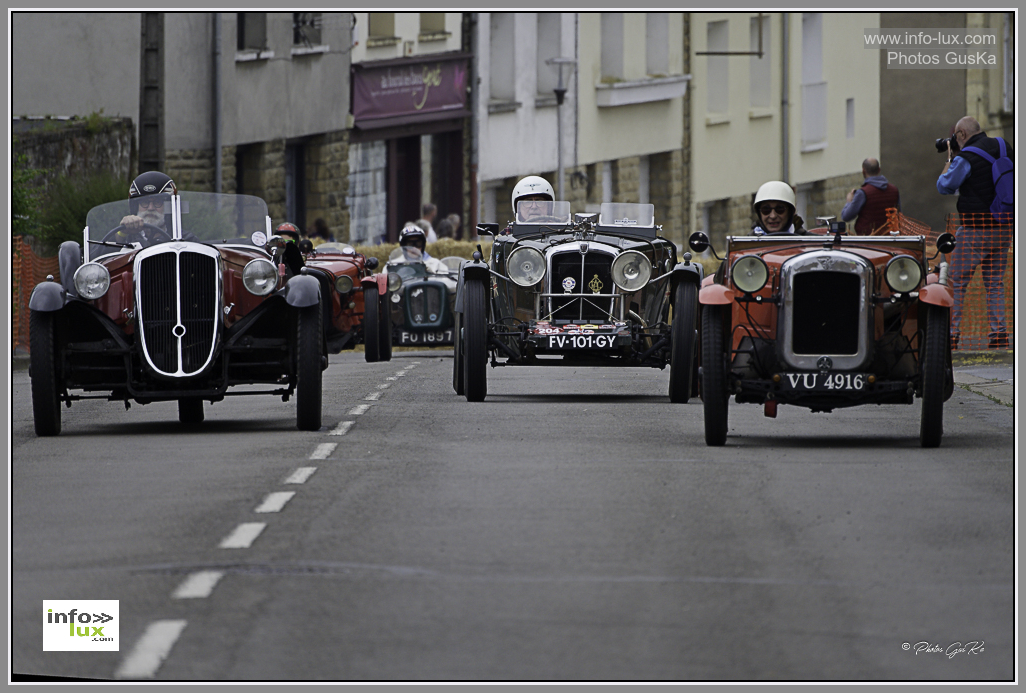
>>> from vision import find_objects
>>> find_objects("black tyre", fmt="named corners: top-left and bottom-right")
top-left (178, 398), bottom-right (204, 425)
top-left (701, 305), bottom-right (729, 446)
top-left (462, 279), bottom-right (488, 402)
top-left (29, 309), bottom-right (61, 436)
top-left (920, 304), bottom-right (948, 448)
top-left (296, 304), bottom-right (323, 431)
top-left (452, 311), bottom-right (465, 395)
top-left (668, 282), bottom-right (698, 403)
top-left (378, 290), bottom-right (393, 362)
top-left (363, 284), bottom-right (380, 362)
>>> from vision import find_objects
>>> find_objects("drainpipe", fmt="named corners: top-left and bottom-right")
top-left (469, 13), bottom-right (479, 235)
top-left (213, 13), bottom-right (222, 193)
top-left (780, 13), bottom-right (789, 184)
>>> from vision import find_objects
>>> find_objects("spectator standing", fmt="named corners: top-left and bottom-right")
top-left (841, 158), bottom-right (900, 235)
top-left (308, 217), bottom-right (334, 246)
top-left (417, 203), bottom-right (438, 243)
top-left (446, 213), bottom-right (461, 239)
top-left (936, 116), bottom-right (1013, 349)
top-left (435, 217), bottom-right (454, 239)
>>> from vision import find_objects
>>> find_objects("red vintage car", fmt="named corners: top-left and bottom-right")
top-left (27, 190), bottom-right (387, 435)
top-left (691, 221), bottom-right (957, 448)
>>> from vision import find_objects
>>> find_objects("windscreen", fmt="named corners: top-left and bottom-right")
top-left (598, 203), bottom-right (655, 228)
top-left (515, 200), bottom-right (572, 226)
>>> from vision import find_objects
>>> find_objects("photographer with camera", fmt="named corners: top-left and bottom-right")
top-left (936, 116), bottom-right (1014, 350)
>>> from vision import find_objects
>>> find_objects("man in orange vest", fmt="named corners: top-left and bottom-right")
top-left (841, 158), bottom-right (900, 235)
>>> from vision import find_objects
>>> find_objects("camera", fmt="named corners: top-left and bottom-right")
top-left (935, 137), bottom-right (959, 154)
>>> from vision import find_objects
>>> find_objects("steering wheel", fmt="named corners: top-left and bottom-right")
top-left (102, 223), bottom-right (173, 247)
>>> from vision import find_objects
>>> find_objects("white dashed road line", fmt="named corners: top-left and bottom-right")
top-left (172, 571), bottom-right (224, 599)
top-left (364, 391), bottom-right (382, 401)
top-left (378, 383), bottom-right (391, 389)
top-left (254, 491), bottom-right (295, 513)
top-left (114, 619), bottom-right (188, 679)
top-left (347, 404), bottom-right (372, 416)
top-left (219, 522), bottom-right (266, 549)
top-left (284, 467), bottom-right (317, 484)
top-left (310, 442), bottom-right (337, 459)
top-left (329, 420), bottom-right (355, 436)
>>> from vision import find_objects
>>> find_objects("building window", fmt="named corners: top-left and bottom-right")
top-left (706, 20), bottom-right (729, 115)
top-left (420, 12), bottom-right (445, 35)
top-left (293, 13), bottom-right (321, 47)
top-left (601, 13), bottom-right (624, 81)
top-left (646, 13), bottom-right (668, 76)
top-left (749, 15), bottom-right (771, 108)
top-left (368, 13), bottom-right (395, 39)
top-left (846, 98), bottom-right (855, 139)
top-left (801, 12), bottom-right (827, 149)
top-left (537, 13), bottom-right (561, 97)
top-left (237, 12), bottom-right (267, 51)
top-left (490, 13), bottom-right (516, 104)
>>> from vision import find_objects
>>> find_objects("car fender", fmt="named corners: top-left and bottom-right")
top-left (669, 262), bottom-right (704, 306)
top-left (283, 274), bottom-right (321, 308)
top-left (58, 241), bottom-right (82, 298)
top-left (361, 273), bottom-right (388, 294)
top-left (28, 281), bottom-right (67, 312)
top-left (699, 283), bottom-right (734, 306)
top-left (454, 261), bottom-right (490, 313)
top-left (918, 283), bottom-right (954, 308)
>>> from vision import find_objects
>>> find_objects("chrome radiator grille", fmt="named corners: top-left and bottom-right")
top-left (548, 251), bottom-right (615, 322)
top-left (138, 250), bottom-right (218, 376)
top-left (407, 283), bottom-right (444, 324)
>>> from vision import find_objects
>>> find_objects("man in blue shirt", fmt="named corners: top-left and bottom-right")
top-left (936, 116), bottom-right (1013, 350)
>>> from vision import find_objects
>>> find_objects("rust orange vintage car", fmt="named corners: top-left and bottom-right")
top-left (691, 220), bottom-right (957, 448)
top-left (27, 190), bottom-right (387, 435)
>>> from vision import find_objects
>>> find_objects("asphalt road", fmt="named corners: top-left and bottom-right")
top-left (10, 350), bottom-right (1014, 681)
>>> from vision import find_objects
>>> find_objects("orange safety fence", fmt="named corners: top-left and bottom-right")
top-left (944, 212), bottom-right (1015, 351)
top-left (12, 239), bottom-right (60, 354)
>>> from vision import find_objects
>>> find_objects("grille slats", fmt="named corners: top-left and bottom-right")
top-left (549, 251), bottom-right (614, 322)
top-left (139, 250), bottom-right (218, 375)
top-left (407, 284), bottom-right (443, 324)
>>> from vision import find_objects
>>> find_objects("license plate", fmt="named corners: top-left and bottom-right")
top-left (782, 372), bottom-right (867, 391)
top-left (544, 334), bottom-right (619, 349)
top-left (399, 330), bottom-right (452, 345)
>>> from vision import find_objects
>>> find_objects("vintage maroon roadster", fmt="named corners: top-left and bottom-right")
top-left (28, 190), bottom-right (386, 435)
top-left (691, 221), bottom-right (957, 448)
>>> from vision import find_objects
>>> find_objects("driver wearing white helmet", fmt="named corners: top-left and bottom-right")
top-left (751, 181), bottom-right (807, 236)
top-left (399, 224), bottom-right (447, 273)
top-left (510, 175), bottom-right (557, 225)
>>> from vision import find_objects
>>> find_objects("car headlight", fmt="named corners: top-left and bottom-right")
top-left (885, 255), bottom-right (922, 293)
top-left (73, 262), bottom-right (110, 300)
top-left (507, 247), bottom-right (546, 287)
top-left (387, 272), bottom-right (403, 293)
top-left (334, 275), bottom-right (354, 294)
top-left (731, 256), bottom-right (769, 293)
top-left (242, 258), bottom-right (278, 296)
top-left (611, 250), bottom-right (651, 292)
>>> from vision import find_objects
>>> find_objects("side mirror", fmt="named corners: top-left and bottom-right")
top-left (935, 232), bottom-right (956, 254)
top-left (688, 231), bottom-right (711, 254)
top-left (365, 256), bottom-right (380, 271)
top-left (476, 223), bottom-right (499, 237)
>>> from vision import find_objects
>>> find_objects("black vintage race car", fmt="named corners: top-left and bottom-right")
top-left (384, 246), bottom-right (461, 347)
top-left (452, 201), bottom-right (703, 401)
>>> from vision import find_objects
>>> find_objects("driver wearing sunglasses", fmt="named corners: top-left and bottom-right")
top-left (751, 180), bottom-right (807, 236)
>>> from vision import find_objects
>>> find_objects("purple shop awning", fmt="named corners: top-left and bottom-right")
top-left (352, 53), bottom-right (470, 125)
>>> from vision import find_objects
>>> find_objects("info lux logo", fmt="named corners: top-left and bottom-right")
top-left (43, 600), bottom-right (119, 651)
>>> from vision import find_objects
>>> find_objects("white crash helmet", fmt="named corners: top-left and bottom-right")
top-left (511, 176), bottom-right (555, 213)
top-left (399, 224), bottom-right (426, 247)
top-left (753, 181), bottom-right (796, 215)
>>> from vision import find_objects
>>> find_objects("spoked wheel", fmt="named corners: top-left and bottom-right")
top-left (378, 290), bottom-right (393, 362)
top-left (462, 279), bottom-right (488, 402)
top-left (29, 309), bottom-right (61, 436)
top-left (452, 311), bottom-right (465, 395)
top-left (701, 305), bottom-right (729, 446)
top-left (668, 282), bottom-right (698, 403)
top-left (920, 304), bottom-right (949, 448)
top-left (178, 398), bottom-right (204, 425)
top-left (296, 304), bottom-right (323, 431)
top-left (363, 284), bottom-right (380, 363)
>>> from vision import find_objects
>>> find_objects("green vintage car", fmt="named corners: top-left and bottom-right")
top-left (384, 246), bottom-right (462, 347)
top-left (453, 201), bottom-right (703, 402)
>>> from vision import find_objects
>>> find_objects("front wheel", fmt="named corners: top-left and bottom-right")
top-left (462, 279), bottom-right (488, 402)
top-left (296, 304), bottom-right (323, 431)
top-left (920, 304), bottom-right (948, 448)
top-left (178, 398), bottom-right (204, 425)
top-left (378, 289), bottom-right (393, 362)
top-left (363, 284), bottom-right (380, 362)
top-left (668, 282), bottom-right (698, 403)
top-left (701, 305), bottom-right (729, 446)
top-left (452, 311), bottom-right (465, 395)
top-left (29, 309), bottom-right (61, 436)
